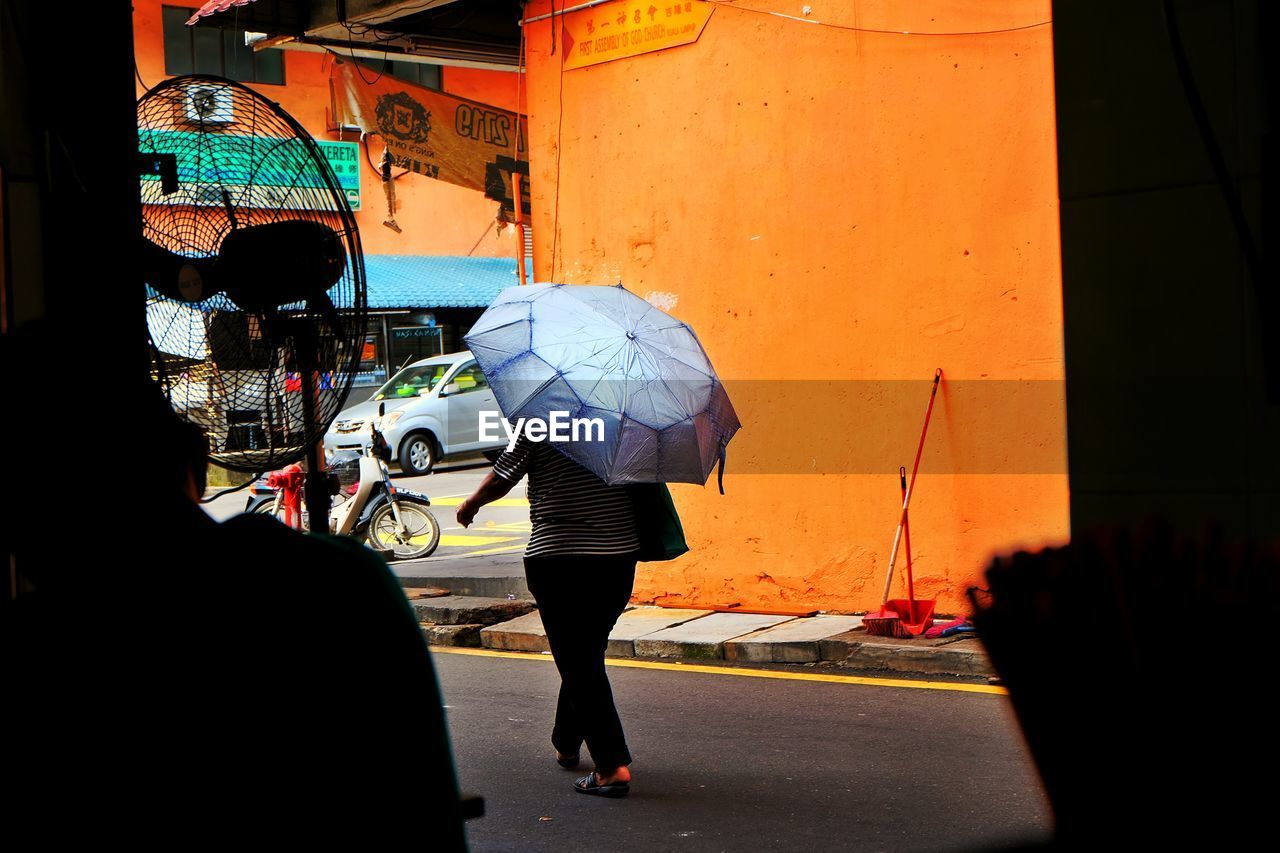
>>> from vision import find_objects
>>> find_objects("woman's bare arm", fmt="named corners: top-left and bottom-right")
top-left (456, 471), bottom-right (518, 527)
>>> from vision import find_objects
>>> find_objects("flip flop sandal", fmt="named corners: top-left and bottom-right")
top-left (556, 753), bottom-right (580, 769)
top-left (573, 773), bottom-right (630, 798)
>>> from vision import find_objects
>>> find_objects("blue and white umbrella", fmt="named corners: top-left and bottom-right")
top-left (464, 283), bottom-right (740, 490)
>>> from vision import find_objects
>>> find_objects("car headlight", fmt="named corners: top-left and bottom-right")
top-left (380, 411), bottom-right (404, 429)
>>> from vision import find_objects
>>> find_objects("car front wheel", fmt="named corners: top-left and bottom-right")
top-left (398, 432), bottom-right (437, 476)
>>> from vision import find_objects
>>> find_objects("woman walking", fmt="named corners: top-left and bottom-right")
top-left (457, 433), bottom-right (639, 798)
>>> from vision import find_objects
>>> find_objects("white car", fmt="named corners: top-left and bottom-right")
top-left (324, 351), bottom-right (504, 475)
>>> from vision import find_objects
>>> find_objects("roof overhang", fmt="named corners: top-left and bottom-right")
top-left (186, 0), bottom-right (523, 72)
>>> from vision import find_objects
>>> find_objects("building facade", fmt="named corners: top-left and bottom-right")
top-left (133, 0), bottom-right (528, 399)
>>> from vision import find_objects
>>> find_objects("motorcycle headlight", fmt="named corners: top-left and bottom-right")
top-left (379, 411), bottom-right (404, 429)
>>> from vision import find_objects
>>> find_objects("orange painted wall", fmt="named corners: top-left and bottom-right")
top-left (132, 0), bottom-right (527, 258)
top-left (522, 0), bottom-right (1070, 614)
top-left (443, 67), bottom-right (523, 114)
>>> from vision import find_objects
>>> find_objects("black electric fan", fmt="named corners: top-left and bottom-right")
top-left (139, 75), bottom-right (367, 530)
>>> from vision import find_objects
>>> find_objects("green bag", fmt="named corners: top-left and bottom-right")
top-left (627, 483), bottom-right (689, 562)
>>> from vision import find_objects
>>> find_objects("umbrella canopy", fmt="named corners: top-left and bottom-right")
top-left (465, 283), bottom-right (740, 489)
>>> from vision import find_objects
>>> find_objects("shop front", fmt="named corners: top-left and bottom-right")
top-left (348, 254), bottom-right (531, 403)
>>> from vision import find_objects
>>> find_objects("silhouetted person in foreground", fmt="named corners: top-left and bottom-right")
top-left (971, 525), bottom-right (1279, 848)
top-left (4, 326), bottom-right (466, 845)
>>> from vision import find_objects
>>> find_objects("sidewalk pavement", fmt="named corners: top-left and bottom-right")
top-left (406, 588), bottom-right (993, 679)
top-left (393, 552), bottom-right (530, 600)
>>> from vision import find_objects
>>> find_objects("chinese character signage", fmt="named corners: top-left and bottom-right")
top-left (330, 60), bottom-right (531, 214)
top-left (316, 139), bottom-right (363, 211)
top-left (560, 0), bottom-right (714, 71)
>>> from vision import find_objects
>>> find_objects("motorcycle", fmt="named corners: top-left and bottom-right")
top-left (245, 404), bottom-right (441, 560)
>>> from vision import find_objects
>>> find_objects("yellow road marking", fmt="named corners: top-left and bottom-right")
top-left (454, 543), bottom-right (527, 557)
top-left (430, 497), bottom-right (529, 507)
top-left (432, 646), bottom-right (1007, 695)
top-left (372, 533), bottom-right (433, 545)
top-left (438, 535), bottom-right (516, 547)
top-left (444, 521), bottom-right (531, 533)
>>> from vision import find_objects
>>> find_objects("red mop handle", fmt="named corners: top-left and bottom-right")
top-left (879, 369), bottom-right (942, 605)
top-left (908, 368), bottom-right (943, 493)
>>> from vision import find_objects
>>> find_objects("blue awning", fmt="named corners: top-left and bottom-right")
top-left (364, 255), bottom-right (532, 310)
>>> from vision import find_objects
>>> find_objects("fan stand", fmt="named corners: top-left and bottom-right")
top-left (290, 319), bottom-right (331, 535)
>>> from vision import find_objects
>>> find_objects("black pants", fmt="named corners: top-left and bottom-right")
top-left (524, 554), bottom-right (637, 772)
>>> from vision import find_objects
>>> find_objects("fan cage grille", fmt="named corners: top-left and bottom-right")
top-left (140, 75), bottom-right (367, 472)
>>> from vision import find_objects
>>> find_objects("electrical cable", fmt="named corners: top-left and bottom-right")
top-left (467, 220), bottom-right (494, 256)
top-left (521, 1), bottom-right (1052, 287)
top-left (340, 9), bottom-right (396, 87)
top-left (341, 0), bottom-right (496, 46)
top-left (361, 131), bottom-right (409, 180)
top-left (687, 1), bottom-right (1051, 37)
top-left (521, 0), bottom-right (1048, 33)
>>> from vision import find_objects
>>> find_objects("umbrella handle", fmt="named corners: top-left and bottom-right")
top-left (717, 441), bottom-right (727, 495)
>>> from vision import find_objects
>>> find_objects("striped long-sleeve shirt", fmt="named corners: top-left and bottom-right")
top-left (492, 435), bottom-right (640, 558)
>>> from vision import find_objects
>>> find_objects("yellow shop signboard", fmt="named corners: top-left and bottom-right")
top-left (560, 1), bottom-right (714, 71)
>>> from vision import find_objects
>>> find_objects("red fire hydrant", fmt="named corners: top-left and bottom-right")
top-left (266, 464), bottom-right (306, 529)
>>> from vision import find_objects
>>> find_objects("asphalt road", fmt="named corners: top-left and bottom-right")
top-left (436, 650), bottom-right (1051, 853)
top-left (201, 456), bottom-right (532, 561)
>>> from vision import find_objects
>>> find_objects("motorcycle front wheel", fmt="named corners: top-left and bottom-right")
top-left (251, 498), bottom-right (280, 518)
top-left (367, 499), bottom-right (441, 561)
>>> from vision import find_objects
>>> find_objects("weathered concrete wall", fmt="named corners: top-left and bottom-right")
top-left (521, 0), bottom-right (1069, 613)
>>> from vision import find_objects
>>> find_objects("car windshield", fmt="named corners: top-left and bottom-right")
top-left (372, 362), bottom-right (452, 401)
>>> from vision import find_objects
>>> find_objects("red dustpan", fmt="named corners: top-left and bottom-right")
top-left (865, 477), bottom-right (936, 637)
top-left (887, 599), bottom-right (936, 636)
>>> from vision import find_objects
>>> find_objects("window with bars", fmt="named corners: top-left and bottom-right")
top-left (162, 6), bottom-right (285, 85)
top-left (357, 58), bottom-right (442, 90)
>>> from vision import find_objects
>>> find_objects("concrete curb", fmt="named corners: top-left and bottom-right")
top-left (606, 607), bottom-right (713, 656)
top-left (480, 611), bottom-right (549, 652)
top-left (411, 595), bottom-right (533, 626)
top-left (395, 553), bottom-right (530, 599)
top-left (462, 606), bottom-right (994, 678)
top-left (633, 612), bottom-right (793, 660)
top-left (422, 624), bottom-right (484, 647)
top-left (412, 593), bottom-right (536, 651)
top-left (725, 615), bottom-right (865, 664)
top-left (820, 632), bottom-right (993, 677)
